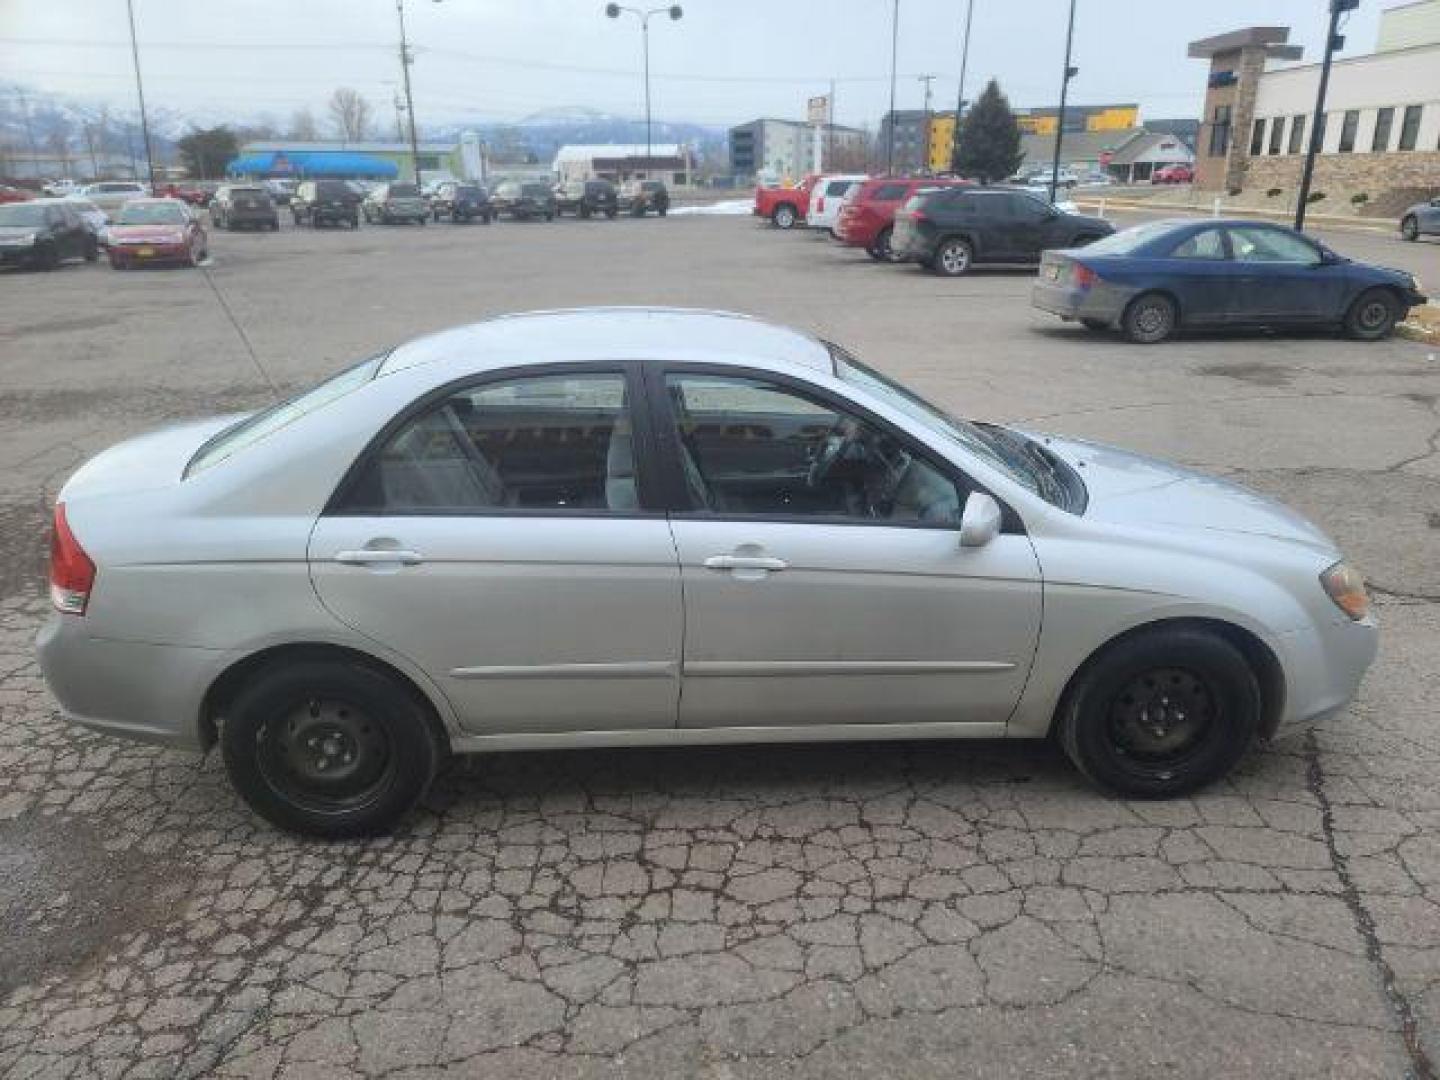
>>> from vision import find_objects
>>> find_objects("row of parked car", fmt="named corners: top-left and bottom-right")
top-left (756, 172), bottom-right (1430, 344)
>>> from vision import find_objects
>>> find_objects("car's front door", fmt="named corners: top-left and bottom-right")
top-left (1226, 225), bottom-right (1344, 322)
top-left (651, 368), bottom-right (1043, 731)
top-left (309, 366), bottom-right (683, 736)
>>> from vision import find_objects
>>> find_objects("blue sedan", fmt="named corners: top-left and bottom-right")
top-left (1031, 218), bottom-right (1426, 344)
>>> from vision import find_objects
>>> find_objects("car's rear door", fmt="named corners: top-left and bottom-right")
top-left (309, 364), bottom-right (683, 736)
top-left (1156, 226), bottom-right (1237, 325)
top-left (647, 366), bottom-right (1042, 732)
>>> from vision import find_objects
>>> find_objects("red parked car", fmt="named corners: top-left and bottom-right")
top-left (1151, 163), bottom-right (1194, 185)
top-left (835, 176), bottom-right (969, 260)
top-left (753, 175), bottom-right (818, 230)
top-left (159, 182), bottom-right (217, 207)
top-left (0, 184), bottom-right (33, 204)
top-left (106, 198), bottom-right (208, 269)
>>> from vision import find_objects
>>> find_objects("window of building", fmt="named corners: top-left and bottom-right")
top-left (1208, 105), bottom-right (1231, 156)
top-left (1249, 118), bottom-right (1266, 156)
top-left (1288, 114), bottom-right (1306, 154)
top-left (1399, 105), bottom-right (1422, 151)
top-left (1371, 107), bottom-right (1394, 153)
top-left (1338, 110), bottom-right (1359, 153)
top-left (1268, 118), bottom-right (1284, 155)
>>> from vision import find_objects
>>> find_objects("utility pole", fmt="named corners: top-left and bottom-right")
top-left (395, 0), bottom-right (423, 186)
top-left (952, 0), bottom-right (975, 170)
top-left (828, 78), bottom-right (836, 167)
top-left (124, 0), bottom-right (157, 191)
top-left (1049, 0), bottom-right (1077, 204)
top-left (1295, 0), bottom-right (1356, 230)
top-left (885, 0), bottom-right (900, 175)
top-left (918, 74), bottom-right (935, 174)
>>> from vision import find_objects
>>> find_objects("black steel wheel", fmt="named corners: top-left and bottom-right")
top-left (221, 659), bottom-right (445, 837)
top-left (1400, 216), bottom-right (1419, 242)
top-left (1121, 292), bottom-right (1176, 344)
top-left (1343, 288), bottom-right (1399, 341)
top-left (1058, 626), bottom-right (1260, 798)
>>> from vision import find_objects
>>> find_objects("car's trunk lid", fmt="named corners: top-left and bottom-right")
top-left (59, 414), bottom-right (247, 502)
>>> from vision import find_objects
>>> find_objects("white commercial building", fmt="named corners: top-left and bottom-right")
top-left (552, 144), bottom-right (689, 186)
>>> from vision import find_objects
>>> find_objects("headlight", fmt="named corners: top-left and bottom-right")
top-left (1320, 561), bottom-right (1369, 621)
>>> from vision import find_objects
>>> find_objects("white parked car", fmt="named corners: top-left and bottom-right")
top-left (43, 178), bottom-right (80, 197)
top-left (80, 181), bottom-right (148, 213)
top-left (38, 309), bottom-right (1376, 836)
top-left (807, 174), bottom-right (867, 236)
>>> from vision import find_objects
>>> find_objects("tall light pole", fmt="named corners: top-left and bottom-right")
top-left (1295, 0), bottom-right (1356, 230)
top-left (952, 0), bottom-right (975, 171)
top-left (605, 5), bottom-right (683, 180)
top-left (124, 0), bottom-right (157, 191)
top-left (395, 0), bottom-right (440, 187)
top-left (885, 0), bottom-right (900, 175)
top-left (1049, 0), bottom-right (1077, 204)
top-left (918, 74), bottom-right (935, 174)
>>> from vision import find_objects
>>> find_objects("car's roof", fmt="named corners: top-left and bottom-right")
top-left (379, 308), bottom-right (835, 378)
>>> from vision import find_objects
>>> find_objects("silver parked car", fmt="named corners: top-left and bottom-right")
top-left (37, 309), bottom-right (1377, 836)
top-left (1400, 194), bottom-right (1440, 241)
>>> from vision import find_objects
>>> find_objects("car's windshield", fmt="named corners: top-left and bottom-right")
top-left (0, 204), bottom-right (48, 226)
top-left (186, 353), bottom-right (387, 476)
top-left (114, 203), bottom-right (186, 225)
top-left (1078, 221), bottom-right (1179, 256)
top-left (831, 344), bottom-right (1085, 512)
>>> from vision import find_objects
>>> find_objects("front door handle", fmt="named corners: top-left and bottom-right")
top-left (335, 549), bottom-right (425, 567)
top-left (704, 555), bottom-right (789, 572)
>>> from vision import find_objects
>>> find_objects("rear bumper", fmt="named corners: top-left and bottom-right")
top-left (1031, 279), bottom-right (1130, 324)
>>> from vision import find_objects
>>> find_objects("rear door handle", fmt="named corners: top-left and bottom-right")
top-left (335, 549), bottom-right (425, 567)
top-left (704, 555), bottom-right (789, 572)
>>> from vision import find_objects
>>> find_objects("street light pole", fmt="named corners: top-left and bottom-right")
top-left (886, 0), bottom-right (900, 175)
top-left (124, 0), bottom-right (157, 191)
top-left (951, 0), bottom-right (974, 171)
top-left (1295, 0), bottom-right (1356, 230)
top-left (918, 74), bottom-right (935, 174)
top-left (1049, 0), bottom-right (1077, 204)
top-left (605, 5), bottom-right (683, 180)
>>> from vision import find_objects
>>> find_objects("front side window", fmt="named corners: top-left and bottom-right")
top-left (1339, 110), bottom-right (1359, 153)
top-left (1169, 228), bottom-right (1226, 259)
top-left (1228, 226), bottom-right (1319, 264)
top-left (1399, 105), bottom-right (1422, 151)
top-left (1372, 107), bottom-right (1394, 153)
top-left (665, 373), bottom-right (964, 526)
top-left (341, 373), bottom-right (637, 514)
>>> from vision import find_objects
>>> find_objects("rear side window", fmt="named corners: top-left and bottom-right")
top-left (825, 180), bottom-right (852, 196)
top-left (1168, 229), bottom-right (1226, 259)
top-left (186, 355), bottom-right (386, 477)
top-left (338, 373), bottom-right (638, 514)
top-left (871, 183), bottom-right (910, 201)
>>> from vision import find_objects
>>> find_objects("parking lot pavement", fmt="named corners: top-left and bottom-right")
top-left (2, 214), bottom-right (1439, 1078)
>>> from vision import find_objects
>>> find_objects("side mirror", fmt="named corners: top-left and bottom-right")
top-left (959, 491), bottom-right (1002, 548)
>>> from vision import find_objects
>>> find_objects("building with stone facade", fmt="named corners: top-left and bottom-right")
top-left (1188, 4), bottom-right (1440, 200)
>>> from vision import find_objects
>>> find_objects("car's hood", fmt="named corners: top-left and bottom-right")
top-left (1027, 431), bottom-right (1336, 553)
top-left (108, 224), bottom-right (185, 242)
top-left (59, 414), bottom-right (249, 502)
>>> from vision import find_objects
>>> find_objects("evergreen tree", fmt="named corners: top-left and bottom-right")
top-left (952, 79), bottom-right (1024, 183)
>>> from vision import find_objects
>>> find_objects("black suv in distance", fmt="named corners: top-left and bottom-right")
top-left (491, 181), bottom-right (556, 221)
top-left (555, 179), bottom-right (619, 219)
top-left (291, 180), bottom-right (362, 228)
top-left (210, 185), bottom-right (280, 231)
top-left (619, 180), bottom-right (670, 217)
top-left (430, 182), bottom-right (493, 223)
top-left (0, 199), bottom-right (97, 269)
top-left (890, 187), bottom-right (1113, 276)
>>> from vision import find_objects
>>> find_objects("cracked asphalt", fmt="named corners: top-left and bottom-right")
top-left (2, 214), bottom-right (1439, 1079)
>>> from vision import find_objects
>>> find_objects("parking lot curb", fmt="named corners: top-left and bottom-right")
top-left (1398, 304), bottom-right (1440, 345)
top-left (1077, 198), bottom-right (1402, 237)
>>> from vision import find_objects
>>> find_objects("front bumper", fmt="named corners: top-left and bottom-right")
top-left (1269, 614), bottom-right (1378, 738)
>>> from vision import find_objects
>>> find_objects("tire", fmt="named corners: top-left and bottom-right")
top-left (580, 206), bottom-right (591, 219)
top-left (34, 243), bottom-right (59, 271)
top-left (772, 203), bottom-right (798, 229)
top-left (292, 210), bottom-right (302, 226)
top-left (349, 215), bottom-right (359, 229)
top-left (605, 208), bottom-right (617, 219)
top-left (220, 659), bottom-right (445, 838)
top-left (270, 219), bottom-right (280, 232)
top-left (545, 212), bottom-right (554, 222)
top-left (932, 237), bottom-right (973, 276)
top-left (416, 215), bottom-right (425, 226)
top-left (658, 206), bottom-right (667, 217)
top-left (1057, 626), bottom-right (1260, 799)
top-left (1121, 292), bottom-right (1177, 344)
top-left (1081, 318), bottom-right (1110, 332)
top-left (1400, 216), bottom-right (1419, 242)
top-left (83, 237), bottom-right (99, 262)
top-left (1343, 288), bottom-right (1399, 341)
top-left (866, 226), bottom-right (894, 261)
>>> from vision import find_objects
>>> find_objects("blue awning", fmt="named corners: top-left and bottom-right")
top-left (226, 151), bottom-right (399, 179)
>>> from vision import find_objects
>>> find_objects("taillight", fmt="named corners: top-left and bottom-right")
top-left (1073, 263), bottom-right (1099, 288)
top-left (49, 503), bottom-right (95, 615)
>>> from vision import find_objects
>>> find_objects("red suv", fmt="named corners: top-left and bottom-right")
top-left (835, 176), bottom-right (969, 259)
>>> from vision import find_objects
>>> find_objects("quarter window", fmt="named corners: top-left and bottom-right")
top-left (664, 373), bottom-right (965, 526)
top-left (341, 373), bottom-right (638, 513)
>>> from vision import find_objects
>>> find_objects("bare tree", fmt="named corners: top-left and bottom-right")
top-left (327, 88), bottom-right (373, 142)
top-left (288, 108), bottom-right (320, 140)
top-left (44, 123), bottom-right (73, 177)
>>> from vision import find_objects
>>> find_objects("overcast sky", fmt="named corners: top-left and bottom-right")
top-left (1, 0), bottom-right (1387, 132)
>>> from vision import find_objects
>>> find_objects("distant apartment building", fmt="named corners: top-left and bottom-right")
top-left (1189, 2), bottom-right (1440, 196)
top-left (728, 118), bottom-right (867, 181)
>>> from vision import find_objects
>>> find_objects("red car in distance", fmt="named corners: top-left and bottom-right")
top-left (1152, 163), bottom-right (1194, 184)
top-left (106, 198), bottom-right (208, 269)
top-left (753, 174), bottom-right (818, 229)
top-left (0, 185), bottom-right (34, 205)
top-left (835, 176), bottom-right (970, 260)
top-left (158, 182), bottom-right (217, 207)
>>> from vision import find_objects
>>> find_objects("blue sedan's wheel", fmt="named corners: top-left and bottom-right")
top-left (1344, 289), bottom-right (1399, 341)
top-left (1121, 292), bottom-right (1176, 344)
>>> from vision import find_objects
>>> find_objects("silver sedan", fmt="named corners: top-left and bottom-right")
top-left (37, 308), bottom-right (1377, 836)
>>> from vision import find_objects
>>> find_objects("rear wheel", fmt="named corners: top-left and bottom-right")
top-left (1058, 627), bottom-right (1260, 799)
top-left (1121, 292), bottom-right (1177, 344)
top-left (772, 203), bottom-right (798, 229)
top-left (1343, 288), bottom-right (1399, 341)
top-left (1400, 216), bottom-right (1419, 242)
top-left (932, 237), bottom-right (973, 276)
top-left (866, 226), bottom-right (894, 261)
top-left (83, 236), bottom-right (99, 262)
top-left (220, 659), bottom-right (445, 838)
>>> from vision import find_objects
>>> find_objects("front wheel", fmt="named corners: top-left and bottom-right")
top-left (1400, 216), bottom-right (1419, 242)
top-left (1057, 627), bottom-right (1260, 799)
top-left (1343, 288), bottom-right (1399, 341)
top-left (220, 660), bottom-right (445, 838)
top-left (1121, 292), bottom-right (1177, 344)
top-left (83, 237), bottom-right (99, 262)
top-left (932, 237), bottom-right (973, 276)
top-left (772, 204), bottom-right (797, 229)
